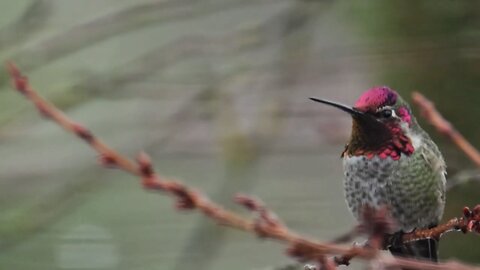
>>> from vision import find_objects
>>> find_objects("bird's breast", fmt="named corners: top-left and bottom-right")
top-left (342, 153), bottom-right (444, 232)
top-left (342, 155), bottom-right (395, 217)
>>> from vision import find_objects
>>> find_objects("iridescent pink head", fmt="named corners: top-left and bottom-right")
top-left (354, 86), bottom-right (398, 112)
top-left (310, 86), bottom-right (416, 159)
top-left (354, 86), bottom-right (413, 125)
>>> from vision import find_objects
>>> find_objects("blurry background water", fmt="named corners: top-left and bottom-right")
top-left (0, 1), bottom-right (479, 269)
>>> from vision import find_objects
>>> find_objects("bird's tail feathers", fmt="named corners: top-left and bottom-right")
top-left (389, 238), bottom-right (438, 266)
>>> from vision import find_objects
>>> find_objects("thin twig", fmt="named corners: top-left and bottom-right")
top-left (412, 92), bottom-right (480, 167)
top-left (6, 60), bottom-right (351, 263)
top-left (6, 62), bottom-right (480, 270)
top-left (403, 205), bottom-right (480, 243)
top-left (6, 61), bottom-right (249, 230)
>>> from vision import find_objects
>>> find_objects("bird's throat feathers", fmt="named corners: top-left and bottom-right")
top-left (344, 118), bottom-right (415, 160)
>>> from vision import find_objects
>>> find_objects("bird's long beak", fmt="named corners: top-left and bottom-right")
top-left (309, 97), bottom-right (365, 118)
top-left (310, 97), bottom-right (390, 144)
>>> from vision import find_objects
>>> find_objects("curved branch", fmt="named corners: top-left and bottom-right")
top-left (403, 205), bottom-right (480, 243)
top-left (412, 92), bottom-right (480, 167)
top-left (6, 62), bottom-right (480, 270)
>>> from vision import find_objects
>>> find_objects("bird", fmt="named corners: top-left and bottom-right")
top-left (310, 86), bottom-right (446, 261)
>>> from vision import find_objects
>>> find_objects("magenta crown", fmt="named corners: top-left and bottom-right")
top-left (354, 86), bottom-right (398, 112)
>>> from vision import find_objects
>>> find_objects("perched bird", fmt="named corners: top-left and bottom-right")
top-left (310, 86), bottom-right (446, 261)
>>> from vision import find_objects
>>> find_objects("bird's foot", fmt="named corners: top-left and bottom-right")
top-left (384, 231), bottom-right (404, 249)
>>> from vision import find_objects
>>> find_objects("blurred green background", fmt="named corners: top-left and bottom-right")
top-left (0, 1), bottom-right (479, 269)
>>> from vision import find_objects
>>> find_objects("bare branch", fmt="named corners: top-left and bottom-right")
top-left (412, 92), bottom-right (480, 167)
top-left (7, 62), bottom-right (480, 270)
top-left (7, 60), bottom-right (345, 263)
top-left (402, 205), bottom-right (480, 243)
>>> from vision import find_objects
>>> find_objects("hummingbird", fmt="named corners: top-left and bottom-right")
top-left (310, 86), bottom-right (446, 261)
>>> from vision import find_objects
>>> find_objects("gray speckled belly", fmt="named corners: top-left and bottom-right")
top-left (343, 154), bottom-right (445, 232)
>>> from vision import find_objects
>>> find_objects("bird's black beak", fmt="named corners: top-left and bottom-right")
top-left (309, 97), bottom-right (389, 143)
top-left (309, 97), bottom-right (366, 118)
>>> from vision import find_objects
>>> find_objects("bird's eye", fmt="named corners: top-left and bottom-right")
top-left (380, 109), bottom-right (393, 118)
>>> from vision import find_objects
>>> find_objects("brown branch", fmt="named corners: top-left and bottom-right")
top-left (381, 256), bottom-right (480, 270)
top-left (7, 60), bottom-right (251, 230)
top-left (6, 62), bottom-right (138, 175)
top-left (6, 60), bottom-right (351, 263)
top-left (412, 92), bottom-right (480, 167)
top-left (6, 62), bottom-right (480, 270)
top-left (402, 205), bottom-right (480, 243)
